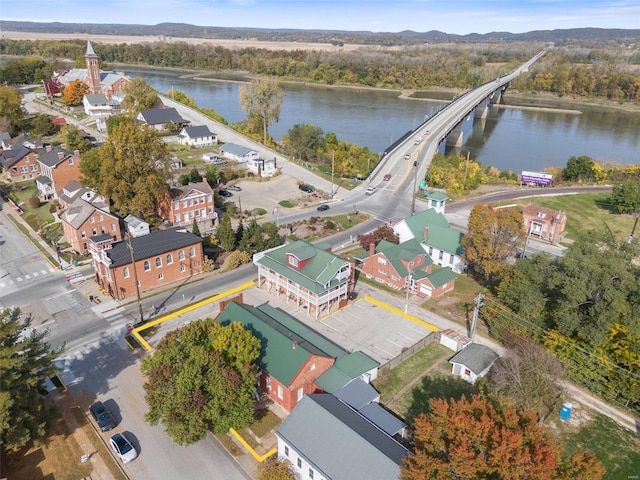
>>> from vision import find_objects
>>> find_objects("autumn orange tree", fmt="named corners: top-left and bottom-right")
top-left (62, 79), bottom-right (88, 106)
top-left (462, 204), bottom-right (525, 286)
top-left (402, 395), bottom-right (605, 480)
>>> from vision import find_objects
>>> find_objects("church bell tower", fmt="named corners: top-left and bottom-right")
top-left (85, 40), bottom-right (101, 94)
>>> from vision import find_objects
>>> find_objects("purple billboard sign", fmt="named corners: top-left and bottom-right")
top-left (521, 171), bottom-right (553, 186)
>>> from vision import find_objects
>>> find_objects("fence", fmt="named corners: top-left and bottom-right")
top-left (378, 331), bottom-right (437, 372)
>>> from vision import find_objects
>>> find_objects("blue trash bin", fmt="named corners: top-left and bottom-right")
top-left (559, 402), bottom-right (573, 420)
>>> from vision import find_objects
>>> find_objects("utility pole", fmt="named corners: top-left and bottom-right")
top-left (404, 270), bottom-right (413, 314)
top-left (126, 233), bottom-right (145, 324)
top-left (410, 161), bottom-right (418, 216)
top-left (470, 293), bottom-right (484, 341)
top-left (627, 212), bottom-right (639, 244)
top-left (331, 151), bottom-right (335, 198)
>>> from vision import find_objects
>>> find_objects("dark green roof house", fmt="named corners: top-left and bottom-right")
top-left (394, 208), bottom-right (466, 273)
top-left (216, 301), bottom-right (378, 412)
top-left (253, 240), bottom-right (354, 319)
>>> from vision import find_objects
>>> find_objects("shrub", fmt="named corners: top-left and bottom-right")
top-left (27, 196), bottom-right (41, 208)
top-left (226, 250), bottom-right (252, 269)
top-left (279, 200), bottom-right (293, 208)
top-left (254, 208), bottom-right (267, 216)
top-left (49, 204), bottom-right (57, 213)
top-left (324, 220), bottom-right (336, 230)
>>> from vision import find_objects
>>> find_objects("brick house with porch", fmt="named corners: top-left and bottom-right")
top-left (253, 240), bottom-right (354, 320)
top-left (35, 146), bottom-right (82, 200)
top-left (90, 227), bottom-right (203, 300)
top-left (522, 203), bottom-right (567, 243)
top-left (215, 300), bottom-right (378, 412)
top-left (0, 144), bottom-right (42, 182)
top-left (60, 196), bottom-right (122, 254)
top-left (158, 182), bottom-right (218, 232)
top-left (357, 238), bottom-right (456, 298)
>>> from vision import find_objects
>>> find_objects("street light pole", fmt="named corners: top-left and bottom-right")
top-left (410, 161), bottom-right (418, 216)
top-left (404, 269), bottom-right (413, 314)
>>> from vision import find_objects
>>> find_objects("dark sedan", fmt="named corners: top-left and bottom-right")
top-left (299, 184), bottom-right (314, 193)
top-left (317, 204), bottom-right (330, 211)
top-left (218, 189), bottom-right (233, 197)
top-left (89, 401), bottom-right (116, 432)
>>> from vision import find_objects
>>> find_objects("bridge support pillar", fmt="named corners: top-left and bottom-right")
top-left (445, 124), bottom-right (464, 148)
top-left (474, 99), bottom-right (490, 119)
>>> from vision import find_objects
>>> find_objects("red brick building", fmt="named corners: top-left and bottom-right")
top-left (158, 182), bottom-right (218, 232)
top-left (60, 196), bottom-right (122, 254)
top-left (35, 146), bottom-right (82, 200)
top-left (216, 300), bottom-right (378, 412)
top-left (522, 203), bottom-right (567, 243)
top-left (90, 228), bottom-right (203, 300)
top-left (358, 238), bottom-right (456, 299)
top-left (0, 145), bottom-right (42, 182)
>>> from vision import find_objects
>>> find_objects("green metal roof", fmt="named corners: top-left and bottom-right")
top-left (425, 267), bottom-right (457, 287)
top-left (425, 190), bottom-right (449, 201)
top-left (256, 240), bottom-right (349, 293)
top-left (216, 301), bottom-right (346, 386)
top-left (401, 210), bottom-right (464, 256)
top-left (333, 351), bottom-right (378, 377)
top-left (403, 209), bottom-right (450, 234)
top-left (316, 367), bottom-right (354, 394)
top-left (375, 238), bottom-right (431, 277)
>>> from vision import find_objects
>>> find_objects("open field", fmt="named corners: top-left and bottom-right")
top-left (0, 31), bottom-right (368, 52)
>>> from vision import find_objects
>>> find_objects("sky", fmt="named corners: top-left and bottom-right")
top-left (2, 0), bottom-right (638, 35)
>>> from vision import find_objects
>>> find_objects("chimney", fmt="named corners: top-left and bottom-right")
top-left (46, 145), bottom-right (52, 152)
top-left (60, 143), bottom-right (67, 150)
top-left (74, 150), bottom-right (80, 157)
top-left (369, 242), bottom-right (375, 257)
top-left (58, 151), bottom-right (64, 160)
top-left (292, 341), bottom-right (297, 349)
top-left (423, 227), bottom-right (429, 240)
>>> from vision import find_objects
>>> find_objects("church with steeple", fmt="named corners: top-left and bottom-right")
top-left (54, 41), bottom-right (130, 99)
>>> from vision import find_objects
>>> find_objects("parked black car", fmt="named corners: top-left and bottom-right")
top-left (218, 189), bottom-right (233, 197)
top-left (89, 401), bottom-right (116, 432)
top-left (317, 204), bottom-right (330, 211)
top-left (298, 184), bottom-right (314, 193)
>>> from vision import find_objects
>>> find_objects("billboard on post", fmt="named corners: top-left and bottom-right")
top-left (521, 171), bottom-right (552, 186)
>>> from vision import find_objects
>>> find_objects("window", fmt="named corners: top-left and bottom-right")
top-left (297, 458), bottom-right (302, 469)
top-left (438, 251), bottom-right (444, 261)
top-left (188, 199), bottom-right (193, 207)
top-left (166, 254), bottom-right (173, 265)
top-left (143, 260), bottom-right (150, 272)
top-left (309, 468), bottom-right (314, 479)
top-left (297, 388), bottom-right (303, 401)
top-left (68, 158), bottom-right (73, 165)
top-left (99, 214), bottom-right (104, 221)
top-left (92, 228), bottom-right (97, 235)
top-left (180, 265), bottom-right (186, 273)
top-left (266, 377), bottom-right (271, 390)
top-left (111, 223), bottom-right (116, 231)
top-left (155, 257), bottom-right (162, 268)
top-left (101, 226), bottom-right (106, 234)
top-left (310, 363), bottom-right (315, 371)
top-left (289, 256), bottom-right (299, 268)
top-left (277, 385), bottom-right (283, 399)
top-left (30, 164), bottom-right (38, 171)
top-left (178, 250), bottom-right (185, 261)
top-left (81, 230), bottom-right (86, 238)
top-left (175, 214), bottom-right (180, 223)
top-left (189, 247), bottom-right (196, 258)
top-left (158, 273), bottom-right (164, 280)
top-left (20, 166), bottom-right (28, 173)
top-left (123, 267), bottom-right (130, 278)
top-left (449, 255), bottom-right (454, 265)
top-left (284, 446), bottom-right (289, 457)
top-left (173, 201), bottom-right (179, 210)
top-left (377, 257), bottom-right (386, 265)
top-left (428, 246), bottom-right (433, 255)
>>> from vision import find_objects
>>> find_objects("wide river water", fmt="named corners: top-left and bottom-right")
top-left (124, 67), bottom-right (640, 173)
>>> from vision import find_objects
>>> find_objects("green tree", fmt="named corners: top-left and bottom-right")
top-left (81, 116), bottom-right (172, 217)
top-left (610, 180), bottom-right (640, 214)
top-left (60, 124), bottom-right (92, 153)
top-left (188, 167), bottom-right (203, 184)
top-left (283, 123), bottom-right (325, 161)
top-left (121, 78), bottom-right (159, 115)
top-left (217, 213), bottom-right (236, 252)
top-left (0, 308), bottom-right (64, 449)
top-left (62, 79), bottom-right (89, 106)
top-left (205, 164), bottom-right (221, 188)
top-left (402, 395), bottom-right (605, 480)
top-left (29, 114), bottom-right (57, 136)
top-left (262, 222), bottom-right (282, 248)
top-left (191, 218), bottom-right (201, 236)
top-left (141, 319), bottom-right (260, 444)
top-left (239, 76), bottom-right (283, 144)
top-left (0, 86), bottom-right (25, 134)
top-left (462, 204), bottom-right (526, 286)
top-left (256, 457), bottom-right (295, 480)
top-left (563, 155), bottom-right (597, 182)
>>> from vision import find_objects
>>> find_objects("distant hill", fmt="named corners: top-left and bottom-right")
top-left (1, 21), bottom-right (639, 45)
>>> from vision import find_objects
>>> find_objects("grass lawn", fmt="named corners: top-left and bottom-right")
top-left (548, 413), bottom-right (640, 480)
top-left (497, 193), bottom-right (635, 243)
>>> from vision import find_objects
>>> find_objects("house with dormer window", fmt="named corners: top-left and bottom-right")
top-left (177, 125), bottom-right (218, 147)
top-left (35, 146), bottom-right (82, 200)
top-left (0, 144), bottom-right (42, 182)
top-left (522, 203), bottom-right (567, 243)
top-left (60, 196), bottom-right (121, 254)
top-left (357, 237), bottom-right (456, 298)
top-left (253, 240), bottom-right (354, 319)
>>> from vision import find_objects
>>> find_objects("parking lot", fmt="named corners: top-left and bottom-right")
top-left (144, 280), bottom-right (441, 367)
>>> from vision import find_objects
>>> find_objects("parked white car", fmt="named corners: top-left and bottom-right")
top-left (110, 433), bottom-right (138, 464)
top-left (365, 186), bottom-right (377, 196)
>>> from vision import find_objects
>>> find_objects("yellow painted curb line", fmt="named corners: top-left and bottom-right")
top-left (364, 295), bottom-right (439, 332)
top-left (132, 281), bottom-right (256, 351)
top-left (229, 428), bottom-right (277, 462)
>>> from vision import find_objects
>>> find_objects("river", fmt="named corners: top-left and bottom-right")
top-left (123, 67), bottom-right (640, 172)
